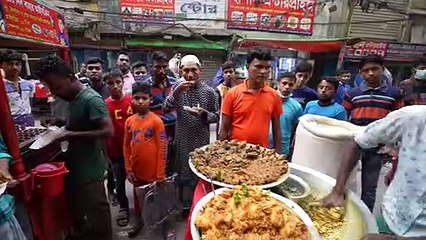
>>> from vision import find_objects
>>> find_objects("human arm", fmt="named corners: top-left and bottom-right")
top-left (154, 120), bottom-right (167, 179)
top-left (323, 109), bottom-right (405, 206)
top-left (199, 90), bottom-right (219, 124)
top-left (391, 89), bottom-right (405, 110)
top-left (218, 114), bottom-right (231, 141)
top-left (163, 80), bottom-right (193, 113)
top-left (342, 92), bottom-right (353, 120)
top-left (271, 116), bottom-right (282, 153)
top-left (123, 118), bottom-right (136, 183)
top-left (0, 138), bottom-right (16, 187)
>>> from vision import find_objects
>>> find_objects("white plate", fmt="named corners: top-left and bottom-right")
top-left (190, 187), bottom-right (321, 240)
top-left (0, 182), bottom-right (8, 195)
top-left (188, 144), bottom-right (290, 189)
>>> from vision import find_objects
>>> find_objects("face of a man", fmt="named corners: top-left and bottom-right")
top-left (339, 73), bottom-right (351, 84)
top-left (279, 77), bottom-right (296, 97)
top-left (295, 71), bottom-right (310, 88)
top-left (42, 73), bottom-right (75, 101)
top-left (248, 58), bottom-right (271, 84)
top-left (116, 54), bottom-right (130, 68)
top-left (181, 63), bottom-right (201, 84)
top-left (360, 63), bottom-right (383, 86)
top-left (223, 68), bottom-right (235, 85)
top-left (105, 76), bottom-right (123, 99)
top-left (133, 66), bottom-right (148, 78)
top-left (152, 60), bottom-right (168, 81)
top-left (1, 60), bottom-right (21, 80)
top-left (317, 80), bottom-right (336, 101)
top-left (87, 63), bottom-right (103, 88)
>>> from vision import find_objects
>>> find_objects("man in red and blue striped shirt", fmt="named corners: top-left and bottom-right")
top-left (343, 54), bottom-right (404, 212)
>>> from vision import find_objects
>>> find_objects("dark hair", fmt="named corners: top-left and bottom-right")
top-left (247, 48), bottom-right (273, 65)
top-left (0, 49), bottom-right (22, 64)
top-left (36, 55), bottom-right (73, 80)
top-left (359, 54), bottom-right (384, 69)
top-left (296, 61), bottom-right (313, 73)
top-left (102, 68), bottom-right (123, 82)
top-left (320, 76), bottom-right (339, 91)
top-left (131, 61), bottom-right (147, 71)
top-left (337, 69), bottom-right (350, 75)
top-left (132, 81), bottom-right (151, 95)
top-left (278, 72), bottom-right (296, 82)
top-left (151, 51), bottom-right (168, 62)
top-left (118, 51), bottom-right (129, 58)
top-left (86, 57), bottom-right (104, 66)
top-left (222, 61), bottom-right (235, 71)
top-left (413, 58), bottom-right (426, 68)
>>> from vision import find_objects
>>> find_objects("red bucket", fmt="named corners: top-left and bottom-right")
top-left (32, 162), bottom-right (69, 198)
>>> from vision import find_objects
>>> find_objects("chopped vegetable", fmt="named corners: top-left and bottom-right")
top-left (264, 190), bottom-right (271, 199)
top-left (216, 171), bottom-right (223, 181)
top-left (242, 184), bottom-right (249, 197)
top-left (233, 192), bottom-right (241, 206)
top-left (194, 160), bottom-right (199, 167)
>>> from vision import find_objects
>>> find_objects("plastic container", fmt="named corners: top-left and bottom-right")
top-left (292, 114), bottom-right (364, 192)
top-left (32, 162), bottom-right (68, 198)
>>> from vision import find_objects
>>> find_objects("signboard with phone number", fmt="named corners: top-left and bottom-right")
top-left (227, 0), bottom-right (317, 35)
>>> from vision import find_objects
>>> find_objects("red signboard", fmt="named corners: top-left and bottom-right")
top-left (227, 0), bottom-right (317, 35)
top-left (344, 41), bottom-right (388, 59)
top-left (120, 0), bottom-right (175, 24)
top-left (0, 0), bottom-right (69, 47)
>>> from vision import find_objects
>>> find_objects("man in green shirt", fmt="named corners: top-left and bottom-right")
top-left (36, 55), bottom-right (113, 240)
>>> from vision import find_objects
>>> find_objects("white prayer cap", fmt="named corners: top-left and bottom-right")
top-left (180, 55), bottom-right (201, 68)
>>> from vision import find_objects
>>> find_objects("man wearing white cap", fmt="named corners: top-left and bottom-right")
top-left (163, 54), bottom-right (219, 209)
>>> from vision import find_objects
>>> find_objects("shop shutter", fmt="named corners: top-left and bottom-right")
top-left (349, 0), bottom-right (408, 41)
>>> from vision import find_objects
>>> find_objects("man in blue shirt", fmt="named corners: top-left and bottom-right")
top-left (292, 61), bottom-right (318, 109)
top-left (334, 70), bottom-right (352, 104)
top-left (269, 73), bottom-right (303, 156)
top-left (0, 137), bottom-right (26, 240)
top-left (304, 76), bottom-right (347, 121)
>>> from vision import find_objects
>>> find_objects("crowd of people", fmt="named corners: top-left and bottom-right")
top-left (0, 46), bottom-right (425, 239)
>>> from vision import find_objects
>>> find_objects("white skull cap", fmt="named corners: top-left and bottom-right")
top-left (180, 55), bottom-right (201, 68)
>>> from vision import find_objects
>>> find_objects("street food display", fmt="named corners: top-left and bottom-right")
top-left (190, 140), bottom-right (288, 186)
top-left (194, 186), bottom-right (310, 240)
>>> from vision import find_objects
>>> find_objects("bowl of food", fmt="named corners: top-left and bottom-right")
top-left (189, 140), bottom-right (290, 189)
top-left (191, 186), bottom-right (320, 240)
top-left (275, 174), bottom-right (311, 201)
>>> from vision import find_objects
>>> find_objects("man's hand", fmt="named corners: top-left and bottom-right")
top-left (173, 81), bottom-right (195, 97)
top-left (52, 128), bottom-right (72, 143)
top-left (188, 106), bottom-right (207, 117)
top-left (127, 172), bottom-right (137, 184)
top-left (321, 190), bottom-right (346, 208)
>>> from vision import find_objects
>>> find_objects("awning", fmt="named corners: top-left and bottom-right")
top-left (237, 38), bottom-right (347, 53)
top-left (126, 38), bottom-right (230, 50)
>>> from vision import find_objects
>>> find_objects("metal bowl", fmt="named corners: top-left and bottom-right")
top-left (274, 174), bottom-right (311, 201)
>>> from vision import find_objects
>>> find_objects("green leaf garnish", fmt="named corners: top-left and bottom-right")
top-left (242, 184), bottom-right (249, 197)
top-left (216, 171), bottom-right (223, 181)
top-left (233, 192), bottom-right (241, 206)
top-left (264, 190), bottom-right (271, 199)
top-left (194, 160), bottom-right (199, 167)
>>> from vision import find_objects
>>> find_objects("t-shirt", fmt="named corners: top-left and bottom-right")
top-left (268, 97), bottom-right (303, 155)
top-left (304, 100), bottom-right (347, 121)
top-left (123, 112), bottom-right (167, 182)
top-left (92, 84), bottom-right (110, 100)
top-left (222, 80), bottom-right (283, 147)
top-left (65, 88), bottom-right (109, 184)
top-left (105, 95), bottom-right (134, 158)
top-left (292, 86), bottom-right (318, 109)
top-left (4, 78), bottom-right (34, 117)
top-left (334, 82), bottom-right (351, 104)
top-left (123, 72), bottom-right (135, 96)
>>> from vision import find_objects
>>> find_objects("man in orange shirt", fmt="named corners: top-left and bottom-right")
top-left (219, 48), bottom-right (282, 152)
top-left (123, 81), bottom-right (167, 237)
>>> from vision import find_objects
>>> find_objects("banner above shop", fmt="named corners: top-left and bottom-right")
top-left (344, 41), bottom-right (426, 62)
top-left (0, 0), bottom-right (69, 47)
top-left (227, 0), bottom-right (317, 35)
top-left (120, 0), bottom-right (175, 24)
top-left (175, 0), bottom-right (226, 29)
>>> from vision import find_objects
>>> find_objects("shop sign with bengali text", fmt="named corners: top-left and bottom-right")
top-left (227, 0), bottom-right (317, 35)
top-left (0, 0), bottom-right (69, 47)
top-left (120, 0), bottom-right (175, 24)
top-left (175, 0), bottom-right (225, 29)
top-left (344, 41), bottom-right (388, 59)
top-left (345, 41), bottom-right (426, 61)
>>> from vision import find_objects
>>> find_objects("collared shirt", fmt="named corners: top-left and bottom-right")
top-left (355, 105), bottom-right (426, 236)
top-left (147, 76), bottom-right (177, 123)
top-left (343, 82), bottom-right (404, 126)
top-left (4, 78), bottom-right (34, 117)
top-left (0, 137), bottom-right (15, 225)
top-left (222, 80), bottom-right (283, 147)
top-left (334, 82), bottom-right (351, 104)
top-left (122, 72), bottom-right (135, 95)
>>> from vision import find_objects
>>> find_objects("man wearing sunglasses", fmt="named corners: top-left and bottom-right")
top-left (342, 54), bottom-right (404, 213)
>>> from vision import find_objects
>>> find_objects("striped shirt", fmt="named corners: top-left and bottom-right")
top-left (343, 82), bottom-right (404, 126)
